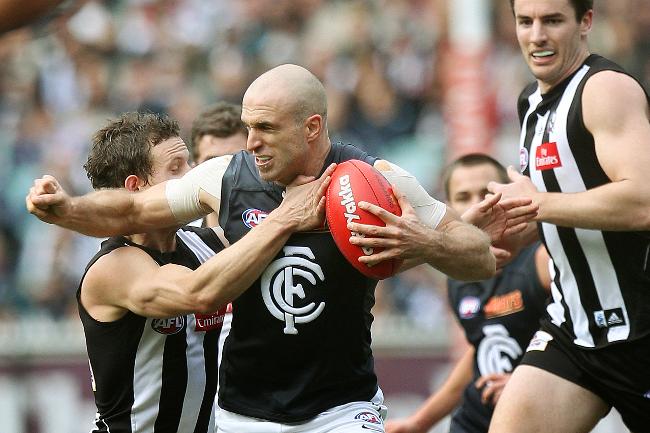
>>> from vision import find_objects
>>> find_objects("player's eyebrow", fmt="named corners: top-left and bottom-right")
top-left (516, 12), bottom-right (565, 20)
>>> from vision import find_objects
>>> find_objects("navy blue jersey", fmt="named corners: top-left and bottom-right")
top-left (447, 243), bottom-right (548, 432)
top-left (217, 143), bottom-right (381, 423)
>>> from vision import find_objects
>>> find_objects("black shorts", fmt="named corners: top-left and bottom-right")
top-left (520, 321), bottom-right (650, 432)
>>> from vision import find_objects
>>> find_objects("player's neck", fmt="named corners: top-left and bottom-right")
top-left (306, 139), bottom-right (332, 177)
top-left (126, 228), bottom-right (179, 252)
top-left (538, 49), bottom-right (591, 94)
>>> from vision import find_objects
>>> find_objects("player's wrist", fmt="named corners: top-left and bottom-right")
top-left (64, 195), bottom-right (77, 221)
top-left (265, 208), bottom-right (299, 234)
top-left (531, 191), bottom-right (547, 222)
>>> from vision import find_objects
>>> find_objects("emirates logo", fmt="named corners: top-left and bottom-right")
top-left (535, 142), bottom-right (562, 171)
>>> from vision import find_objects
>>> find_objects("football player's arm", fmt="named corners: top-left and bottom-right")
top-left (488, 71), bottom-right (650, 230)
top-left (82, 167), bottom-right (333, 318)
top-left (386, 348), bottom-right (474, 433)
top-left (348, 160), bottom-right (494, 281)
top-left (26, 156), bottom-right (231, 237)
top-left (83, 213), bottom-right (295, 318)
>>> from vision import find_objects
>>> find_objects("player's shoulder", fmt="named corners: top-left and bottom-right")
top-left (330, 142), bottom-right (377, 165)
top-left (584, 69), bottom-right (647, 100)
top-left (83, 243), bottom-right (156, 299)
top-left (582, 70), bottom-right (649, 129)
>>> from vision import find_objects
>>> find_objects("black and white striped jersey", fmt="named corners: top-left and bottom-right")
top-left (517, 54), bottom-right (650, 349)
top-left (77, 226), bottom-right (227, 433)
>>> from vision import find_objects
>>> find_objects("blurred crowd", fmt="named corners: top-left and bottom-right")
top-left (0, 0), bottom-right (648, 326)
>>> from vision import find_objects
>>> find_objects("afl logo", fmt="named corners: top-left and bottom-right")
top-left (459, 296), bottom-right (481, 319)
top-left (151, 316), bottom-right (186, 335)
top-left (242, 208), bottom-right (268, 228)
top-left (519, 147), bottom-right (529, 172)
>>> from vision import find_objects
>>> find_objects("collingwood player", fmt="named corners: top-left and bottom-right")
top-left (31, 112), bottom-right (330, 432)
top-left (487, 1), bottom-right (650, 432)
top-left (25, 64), bottom-right (524, 432)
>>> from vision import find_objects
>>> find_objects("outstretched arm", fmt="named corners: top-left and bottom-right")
top-left (26, 156), bottom-right (231, 237)
top-left (489, 71), bottom-right (650, 231)
top-left (83, 166), bottom-right (334, 319)
top-left (386, 348), bottom-right (474, 433)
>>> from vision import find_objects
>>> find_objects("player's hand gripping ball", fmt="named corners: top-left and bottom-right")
top-left (326, 159), bottom-right (402, 279)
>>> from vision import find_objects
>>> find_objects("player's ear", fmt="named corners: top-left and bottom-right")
top-left (304, 114), bottom-right (323, 143)
top-left (124, 174), bottom-right (144, 192)
top-left (580, 9), bottom-right (593, 36)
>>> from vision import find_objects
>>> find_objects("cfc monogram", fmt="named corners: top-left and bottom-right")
top-left (477, 324), bottom-right (522, 376)
top-left (261, 246), bottom-right (325, 334)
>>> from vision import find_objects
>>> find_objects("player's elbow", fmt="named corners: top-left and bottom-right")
top-left (635, 206), bottom-right (650, 231)
top-left (192, 291), bottom-right (227, 314)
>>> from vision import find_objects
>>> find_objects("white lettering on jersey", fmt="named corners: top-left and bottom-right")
top-left (476, 324), bottom-right (522, 376)
top-left (261, 246), bottom-right (325, 335)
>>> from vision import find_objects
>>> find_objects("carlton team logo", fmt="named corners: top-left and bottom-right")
top-left (261, 246), bottom-right (325, 335)
top-left (535, 142), bottom-right (562, 171)
top-left (151, 316), bottom-right (186, 335)
top-left (242, 208), bottom-right (269, 228)
top-left (477, 324), bottom-right (522, 375)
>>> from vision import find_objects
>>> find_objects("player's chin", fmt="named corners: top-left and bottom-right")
top-left (258, 167), bottom-right (279, 182)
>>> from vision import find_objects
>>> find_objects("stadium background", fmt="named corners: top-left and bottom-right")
top-left (0, 0), bottom-right (647, 431)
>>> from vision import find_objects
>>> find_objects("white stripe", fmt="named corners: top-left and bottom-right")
top-left (550, 65), bottom-right (629, 343)
top-left (177, 314), bottom-right (208, 432)
top-left (132, 320), bottom-right (166, 432)
top-left (216, 311), bottom-right (232, 398)
top-left (94, 412), bottom-right (111, 433)
top-left (519, 88), bottom-right (542, 150)
top-left (525, 85), bottom-right (594, 347)
top-left (177, 227), bottom-right (223, 430)
top-left (177, 230), bottom-right (217, 264)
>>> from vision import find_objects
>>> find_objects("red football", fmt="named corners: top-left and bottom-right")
top-left (326, 159), bottom-right (402, 280)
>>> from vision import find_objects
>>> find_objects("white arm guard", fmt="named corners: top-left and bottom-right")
top-left (165, 155), bottom-right (233, 223)
top-left (375, 160), bottom-right (447, 229)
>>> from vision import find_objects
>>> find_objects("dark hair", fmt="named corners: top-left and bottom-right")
top-left (85, 112), bottom-right (180, 189)
top-left (190, 102), bottom-right (247, 160)
top-left (509, 0), bottom-right (593, 21)
top-left (442, 153), bottom-right (508, 199)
